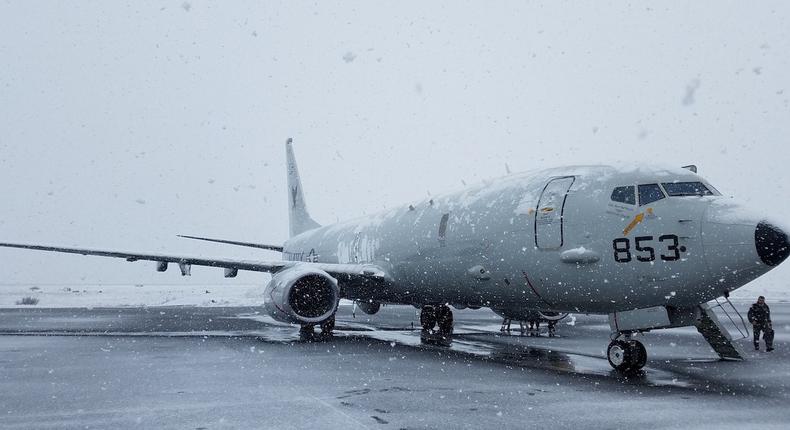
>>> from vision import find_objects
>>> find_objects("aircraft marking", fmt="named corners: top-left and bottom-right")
top-left (622, 212), bottom-right (645, 235)
top-left (612, 234), bottom-right (683, 263)
top-left (522, 271), bottom-right (554, 308)
top-left (291, 186), bottom-right (299, 208)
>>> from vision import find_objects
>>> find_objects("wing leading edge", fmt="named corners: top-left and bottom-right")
top-left (0, 242), bottom-right (388, 281)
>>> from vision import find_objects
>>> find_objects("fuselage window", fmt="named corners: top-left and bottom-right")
top-left (662, 182), bottom-right (714, 197)
top-left (638, 184), bottom-right (665, 206)
top-left (611, 186), bottom-right (636, 205)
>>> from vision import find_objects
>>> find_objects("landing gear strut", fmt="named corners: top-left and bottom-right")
top-left (320, 316), bottom-right (335, 336)
top-left (299, 324), bottom-right (315, 338)
top-left (299, 315), bottom-right (336, 340)
top-left (420, 304), bottom-right (453, 335)
top-left (607, 336), bottom-right (647, 372)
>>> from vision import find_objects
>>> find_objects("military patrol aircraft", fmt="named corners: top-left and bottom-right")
top-left (2, 139), bottom-right (789, 372)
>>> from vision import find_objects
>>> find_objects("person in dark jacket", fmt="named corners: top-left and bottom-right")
top-left (748, 296), bottom-right (774, 352)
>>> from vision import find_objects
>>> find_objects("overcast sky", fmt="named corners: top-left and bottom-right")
top-left (1, 1), bottom-right (789, 293)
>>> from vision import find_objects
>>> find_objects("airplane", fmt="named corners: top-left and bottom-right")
top-left (2, 139), bottom-right (789, 372)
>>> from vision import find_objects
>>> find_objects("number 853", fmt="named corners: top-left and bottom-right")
top-left (612, 234), bottom-right (685, 263)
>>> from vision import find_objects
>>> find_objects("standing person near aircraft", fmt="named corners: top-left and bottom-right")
top-left (748, 296), bottom-right (774, 352)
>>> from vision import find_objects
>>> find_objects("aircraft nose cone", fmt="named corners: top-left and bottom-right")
top-left (755, 222), bottom-right (790, 267)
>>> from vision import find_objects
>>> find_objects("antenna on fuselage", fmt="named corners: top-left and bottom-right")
top-left (681, 165), bottom-right (698, 173)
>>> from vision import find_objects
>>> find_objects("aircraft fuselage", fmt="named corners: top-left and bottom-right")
top-left (284, 165), bottom-right (773, 316)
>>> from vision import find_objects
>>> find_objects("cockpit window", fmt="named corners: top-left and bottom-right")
top-left (638, 184), bottom-right (665, 206)
top-left (661, 182), bottom-right (714, 197)
top-left (611, 186), bottom-right (635, 205)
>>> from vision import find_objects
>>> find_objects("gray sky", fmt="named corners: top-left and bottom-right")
top-left (1, 1), bottom-right (789, 292)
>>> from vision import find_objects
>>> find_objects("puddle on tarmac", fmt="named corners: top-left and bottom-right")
top-left (335, 326), bottom-right (696, 389)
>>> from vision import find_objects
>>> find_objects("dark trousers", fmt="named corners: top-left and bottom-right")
top-left (754, 324), bottom-right (774, 349)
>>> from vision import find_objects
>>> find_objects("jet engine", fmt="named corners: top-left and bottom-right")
top-left (355, 300), bottom-right (381, 315)
top-left (263, 266), bottom-right (339, 325)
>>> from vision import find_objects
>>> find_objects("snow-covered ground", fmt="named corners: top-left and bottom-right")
top-left (0, 284), bottom-right (366, 309)
top-left (0, 284), bottom-right (265, 308)
top-left (2, 304), bottom-right (789, 428)
top-left (1, 282), bottom-right (787, 309)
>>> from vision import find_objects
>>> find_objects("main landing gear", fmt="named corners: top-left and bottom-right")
top-left (299, 315), bottom-right (336, 340)
top-left (607, 335), bottom-right (647, 372)
top-left (420, 304), bottom-right (454, 336)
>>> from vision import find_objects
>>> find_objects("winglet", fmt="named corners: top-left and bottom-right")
top-left (286, 138), bottom-right (321, 237)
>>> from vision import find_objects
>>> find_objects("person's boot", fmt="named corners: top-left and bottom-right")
top-left (754, 344), bottom-right (760, 351)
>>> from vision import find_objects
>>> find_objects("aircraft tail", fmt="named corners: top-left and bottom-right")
top-left (286, 138), bottom-right (321, 237)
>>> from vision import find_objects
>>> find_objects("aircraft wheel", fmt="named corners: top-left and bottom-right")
top-left (320, 316), bottom-right (335, 336)
top-left (436, 305), bottom-right (454, 335)
top-left (632, 340), bottom-right (647, 370)
top-left (607, 340), bottom-right (632, 371)
top-left (299, 324), bottom-right (315, 339)
top-left (607, 339), bottom-right (646, 372)
top-left (420, 305), bottom-right (437, 331)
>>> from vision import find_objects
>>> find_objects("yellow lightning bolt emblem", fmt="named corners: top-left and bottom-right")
top-left (623, 212), bottom-right (645, 236)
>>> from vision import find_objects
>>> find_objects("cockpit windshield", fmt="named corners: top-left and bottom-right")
top-left (661, 181), bottom-right (714, 197)
top-left (638, 184), bottom-right (665, 206)
top-left (610, 186), bottom-right (635, 205)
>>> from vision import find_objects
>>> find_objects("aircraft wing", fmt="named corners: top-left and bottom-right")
top-left (0, 241), bottom-right (388, 280)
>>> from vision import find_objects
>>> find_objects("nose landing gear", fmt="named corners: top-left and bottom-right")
top-left (607, 336), bottom-right (647, 372)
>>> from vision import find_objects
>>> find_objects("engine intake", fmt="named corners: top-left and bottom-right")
top-left (264, 266), bottom-right (339, 324)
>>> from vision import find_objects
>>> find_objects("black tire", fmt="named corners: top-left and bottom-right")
top-left (607, 340), bottom-right (633, 372)
top-left (299, 324), bottom-right (315, 339)
top-left (631, 340), bottom-right (647, 370)
top-left (420, 305), bottom-right (437, 331)
top-left (436, 305), bottom-right (454, 335)
top-left (607, 339), bottom-right (647, 372)
top-left (320, 316), bottom-right (335, 335)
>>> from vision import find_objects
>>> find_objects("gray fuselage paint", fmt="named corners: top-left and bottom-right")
top-left (283, 166), bottom-right (771, 316)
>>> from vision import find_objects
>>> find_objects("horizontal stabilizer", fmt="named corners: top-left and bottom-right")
top-left (177, 235), bottom-right (283, 252)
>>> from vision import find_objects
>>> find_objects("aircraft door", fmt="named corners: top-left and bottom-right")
top-left (535, 176), bottom-right (575, 249)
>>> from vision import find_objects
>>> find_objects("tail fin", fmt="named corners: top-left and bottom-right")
top-left (286, 138), bottom-right (321, 237)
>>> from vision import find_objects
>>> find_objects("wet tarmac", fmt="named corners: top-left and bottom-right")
top-left (1, 302), bottom-right (788, 429)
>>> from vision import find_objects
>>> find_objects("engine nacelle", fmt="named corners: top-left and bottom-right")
top-left (356, 300), bottom-right (380, 315)
top-left (263, 266), bottom-right (339, 325)
top-left (537, 311), bottom-right (569, 321)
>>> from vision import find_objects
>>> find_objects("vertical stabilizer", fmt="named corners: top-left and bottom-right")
top-left (286, 138), bottom-right (321, 237)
